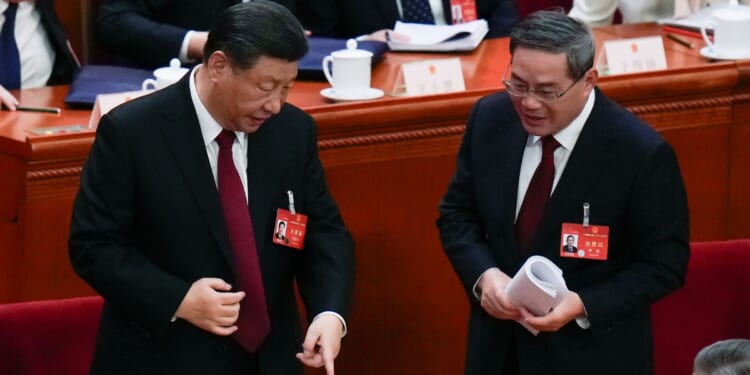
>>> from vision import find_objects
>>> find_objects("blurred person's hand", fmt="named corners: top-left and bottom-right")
top-left (0, 85), bottom-right (19, 111)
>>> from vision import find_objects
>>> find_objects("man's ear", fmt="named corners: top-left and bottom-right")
top-left (583, 68), bottom-right (598, 93)
top-left (206, 51), bottom-right (230, 81)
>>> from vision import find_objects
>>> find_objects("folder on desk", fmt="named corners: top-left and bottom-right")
top-left (64, 65), bottom-right (153, 108)
top-left (387, 20), bottom-right (488, 52)
top-left (298, 37), bottom-right (388, 81)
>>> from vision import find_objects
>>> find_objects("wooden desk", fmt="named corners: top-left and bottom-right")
top-left (1, 23), bottom-right (748, 375)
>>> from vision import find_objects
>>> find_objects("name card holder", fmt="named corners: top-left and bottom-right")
top-left (601, 36), bottom-right (668, 76)
top-left (89, 89), bottom-right (151, 128)
top-left (391, 58), bottom-right (466, 97)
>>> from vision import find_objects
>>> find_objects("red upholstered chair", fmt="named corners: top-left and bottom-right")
top-left (652, 240), bottom-right (750, 375)
top-left (0, 296), bottom-right (103, 375)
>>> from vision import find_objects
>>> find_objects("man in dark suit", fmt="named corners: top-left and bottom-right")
top-left (0, 0), bottom-right (78, 109)
top-left (437, 10), bottom-right (689, 375)
top-left (95, 0), bottom-right (337, 69)
top-left (335, 0), bottom-right (518, 40)
top-left (70, 2), bottom-right (354, 374)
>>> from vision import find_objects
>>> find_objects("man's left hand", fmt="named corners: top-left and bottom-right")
top-left (521, 291), bottom-right (586, 332)
top-left (296, 314), bottom-right (343, 375)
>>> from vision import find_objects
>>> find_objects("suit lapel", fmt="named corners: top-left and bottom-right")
top-left (533, 90), bottom-right (617, 252)
top-left (246, 117), bottom-right (280, 260)
top-left (159, 78), bottom-right (235, 268)
top-left (486, 112), bottom-right (528, 264)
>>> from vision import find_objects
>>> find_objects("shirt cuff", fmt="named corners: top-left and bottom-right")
top-left (472, 267), bottom-right (500, 301)
top-left (313, 311), bottom-right (348, 337)
top-left (179, 30), bottom-right (195, 64)
top-left (575, 304), bottom-right (590, 329)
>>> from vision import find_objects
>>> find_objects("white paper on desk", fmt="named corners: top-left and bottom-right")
top-left (505, 255), bottom-right (569, 335)
top-left (388, 19), bottom-right (488, 52)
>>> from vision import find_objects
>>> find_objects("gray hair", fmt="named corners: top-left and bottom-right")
top-left (509, 10), bottom-right (594, 80)
top-left (694, 339), bottom-right (750, 375)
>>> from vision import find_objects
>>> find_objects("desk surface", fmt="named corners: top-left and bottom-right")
top-left (0, 23), bottom-right (736, 161)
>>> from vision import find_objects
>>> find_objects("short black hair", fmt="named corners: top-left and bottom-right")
top-left (203, 0), bottom-right (308, 70)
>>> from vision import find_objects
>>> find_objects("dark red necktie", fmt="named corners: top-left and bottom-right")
top-left (0, 3), bottom-right (21, 90)
top-left (515, 136), bottom-right (560, 254)
top-left (216, 130), bottom-right (269, 352)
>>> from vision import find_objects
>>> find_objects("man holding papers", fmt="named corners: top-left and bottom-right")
top-left (437, 10), bottom-right (689, 375)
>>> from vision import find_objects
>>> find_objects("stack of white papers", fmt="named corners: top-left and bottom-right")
top-left (505, 255), bottom-right (569, 335)
top-left (387, 19), bottom-right (489, 52)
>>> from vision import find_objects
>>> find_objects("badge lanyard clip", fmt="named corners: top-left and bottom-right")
top-left (583, 202), bottom-right (590, 228)
top-left (287, 190), bottom-right (296, 216)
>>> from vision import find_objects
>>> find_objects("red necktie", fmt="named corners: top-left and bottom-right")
top-left (216, 130), bottom-right (269, 352)
top-left (515, 136), bottom-right (560, 254)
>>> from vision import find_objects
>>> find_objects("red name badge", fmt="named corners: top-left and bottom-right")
top-left (272, 208), bottom-right (307, 250)
top-left (560, 223), bottom-right (609, 261)
top-left (449, 0), bottom-right (477, 24)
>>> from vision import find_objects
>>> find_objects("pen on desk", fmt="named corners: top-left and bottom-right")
top-left (14, 105), bottom-right (62, 114)
top-left (666, 33), bottom-right (695, 49)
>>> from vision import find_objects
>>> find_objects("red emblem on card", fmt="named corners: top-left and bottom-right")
top-left (560, 223), bottom-right (609, 261)
top-left (273, 209), bottom-right (307, 250)
top-left (449, 0), bottom-right (477, 23)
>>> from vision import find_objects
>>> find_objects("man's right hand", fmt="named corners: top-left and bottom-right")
top-left (174, 277), bottom-right (245, 336)
top-left (478, 268), bottom-right (522, 320)
top-left (0, 85), bottom-right (19, 111)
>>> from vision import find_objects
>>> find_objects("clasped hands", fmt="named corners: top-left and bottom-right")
top-left (478, 268), bottom-right (586, 332)
top-left (175, 278), bottom-right (343, 375)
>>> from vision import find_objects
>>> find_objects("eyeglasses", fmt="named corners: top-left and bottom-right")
top-left (501, 63), bottom-right (585, 103)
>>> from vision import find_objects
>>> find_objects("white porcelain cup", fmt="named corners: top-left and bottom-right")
top-left (701, 5), bottom-right (750, 58)
top-left (142, 58), bottom-right (189, 90)
top-left (322, 39), bottom-right (373, 98)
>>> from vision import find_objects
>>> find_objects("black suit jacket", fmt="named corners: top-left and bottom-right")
top-left (95, 0), bottom-right (337, 69)
top-left (334, 0), bottom-right (518, 39)
top-left (69, 75), bottom-right (355, 375)
top-left (437, 89), bottom-right (689, 375)
top-left (36, 0), bottom-right (78, 85)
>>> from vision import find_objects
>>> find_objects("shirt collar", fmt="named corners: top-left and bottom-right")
top-left (189, 65), bottom-right (247, 148)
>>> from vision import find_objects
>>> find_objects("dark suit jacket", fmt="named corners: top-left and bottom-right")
top-left (69, 75), bottom-right (355, 375)
top-left (437, 89), bottom-right (689, 375)
top-left (95, 0), bottom-right (337, 69)
top-left (334, 0), bottom-right (518, 39)
top-left (36, 0), bottom-right (78, 85)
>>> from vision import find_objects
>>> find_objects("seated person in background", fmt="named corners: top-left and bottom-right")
top-left (336, 0), bottom-right (518, 41)
top-left (0, 0), bottom-right (78, 110)
top-left (694, 339), bottom-right (750, 375)
top-left (569, 0), bottom-right (750, 26)
top-left (95, 0), bottom-right (337, 69)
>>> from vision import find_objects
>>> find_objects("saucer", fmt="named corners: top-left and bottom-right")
top-left (320, 87), bottom-right (384, 102)
top-left (700, 46), bottom-right (750, 61)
